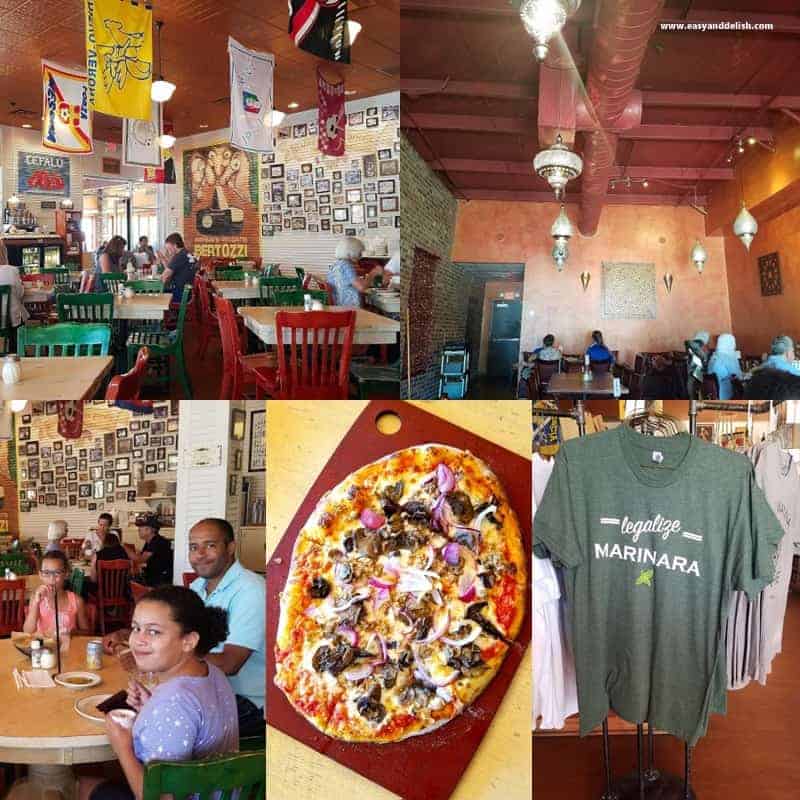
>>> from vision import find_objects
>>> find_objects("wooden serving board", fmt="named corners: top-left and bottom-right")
top-left (266, 400), bottom-right (532, 800)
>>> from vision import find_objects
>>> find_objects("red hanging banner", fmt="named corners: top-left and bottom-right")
top-left (317, 67), bottom-right (345, 156)
top-left (57, 401), bottom-right (84, 439)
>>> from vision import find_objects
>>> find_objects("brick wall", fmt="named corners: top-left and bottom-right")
top-left (0, 437), bottom-right (20, 538)
top-left (399, 135), bottom-right (460, 398)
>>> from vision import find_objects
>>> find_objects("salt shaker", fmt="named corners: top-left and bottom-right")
top-left (30, 639), bottom-right (42, 669)
top-left (303, 293), bottom-right (313, 311)
top-left (2, 354), bottom-right (21, 385)
top-left (40, 648), bottom-right (56, 670)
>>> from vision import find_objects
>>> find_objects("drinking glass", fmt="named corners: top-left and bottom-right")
top-left (135, 670), bottom-right (159, 691)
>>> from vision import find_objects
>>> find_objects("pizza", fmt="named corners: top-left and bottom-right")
top-left (274, 443), bottom-right (527, 742)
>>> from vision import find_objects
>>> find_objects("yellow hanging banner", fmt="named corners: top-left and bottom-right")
top-left (85, 0), bottom-right (153, 121)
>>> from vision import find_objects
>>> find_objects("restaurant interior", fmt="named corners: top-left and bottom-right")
top-left (0, 1), bottom-right (401, 401)
top-left (0, 399), bottom-right (265, 797)
top-left (401, 0), bottom-right (800, 401)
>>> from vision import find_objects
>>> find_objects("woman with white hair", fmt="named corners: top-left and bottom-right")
top-left (708, 333), bottom-right (742, 399)
top-left (44, 519), bottom-right (69, 553)
top-left (760, 335), bottom-right (800, 376)
top-left (326, 236), bottom-right (387, 307)
top-left (0, 240), bottom-right (29, 350)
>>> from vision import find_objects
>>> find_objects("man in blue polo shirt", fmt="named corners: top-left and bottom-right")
top-left (187, 517), bottom-right (265, 737)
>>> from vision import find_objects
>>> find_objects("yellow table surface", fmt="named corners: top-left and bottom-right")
top-left (266, 400), bottom-right (532, 800)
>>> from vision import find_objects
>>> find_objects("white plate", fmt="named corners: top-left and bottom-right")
top-left (74, 693), bottom-right (112, 723)
top-left (54, 671), bottom-right (102, 690)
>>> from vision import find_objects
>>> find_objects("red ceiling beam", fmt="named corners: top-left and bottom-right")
top-left (642, 92), bottom-right (800, 110)
top-left (618, 124), bottom-right (773, 141)
top-left (400, 112), bottom-right (531, 133)
top-left (459, 189), bottom-right (707, 205)
top-left (400, 79), bottom-right (537, 101)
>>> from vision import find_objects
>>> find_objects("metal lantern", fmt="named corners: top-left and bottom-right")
top-left (519, 0), bottom-right (582, 62)
top-left (550, 204), bottom-right (573, 270)
top-left (552, 241), bottom-right (568, 271)
top-left (534, 134), bottom-right (583, 199)
top-left (691, 239), bottom-right (707, 273)
top-left (733, 203), bottom-right (758, 251)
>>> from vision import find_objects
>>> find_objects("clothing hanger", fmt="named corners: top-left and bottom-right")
top-left (624, 403), bottom-right (683, 470)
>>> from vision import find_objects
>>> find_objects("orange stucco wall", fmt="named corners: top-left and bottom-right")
top-left (451, 201), bottom-right (731, 365)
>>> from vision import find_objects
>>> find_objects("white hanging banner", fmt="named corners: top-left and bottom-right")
top-left (228, 36), bottom-right (274, 154)
top-left (123, 100), bottom-right (163, 167)
top-left (41, 60), bottom-right (93, 154)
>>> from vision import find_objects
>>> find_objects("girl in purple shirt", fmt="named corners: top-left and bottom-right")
top-left (79, 586), bottom-right (239, 800)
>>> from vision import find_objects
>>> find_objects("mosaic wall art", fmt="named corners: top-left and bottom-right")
top-left (601, 261), bottom-right (657, 320)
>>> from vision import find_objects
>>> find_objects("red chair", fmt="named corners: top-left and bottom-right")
top-left (0, 578), bottom-right (25, 636)
top-left (105, 347), bottom-right (151, 402)
top-left (130, 581), bottom-right (152, 602)
top-left (217, 296), bottom-right (277, 399)
top-left (94, 558), bottom-right (132, 635)
top-left (60, 538), bottom-right (85, 560)
top-left (194, 275), bottom-right (220, 361)
top-left (274, 309), bottom-right (355, 399)
top-left (182, 571), bottom-right (199, 588)
top-left (590, 359), bottom-right (612, 373)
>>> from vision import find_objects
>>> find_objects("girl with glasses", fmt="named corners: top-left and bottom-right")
top-left (23, 550), bottom-right (90, 637)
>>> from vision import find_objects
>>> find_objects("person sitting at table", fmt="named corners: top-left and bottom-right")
top-left (78, 586), bottom-right (238, 800)
top-left (88, 530), bottom-right (131, 583)
top-left (135, 235), bottom-right (156, 264)
top-left (692, 330), bottom-right (711, 357)
top-left (327, 236), bottom-right (387, 308)
top-left (758, 335), bottom-right (800, 377)
top-left (44, 519), bottom-right (69, 554)
top-left (23, 550), bottom-right (90, 636)
top-left (156, 232), bottom-right (197, 303)
top-left (585, 330), bottom-right (615, 365)
top-left (534, 334), bottom-right (562, 362)
top-left (94, 235), bottom-right (134, 291)
top-left (744, 367), bottom-right (800, 400)
top-left (707, 332), bottom-right (742, 400)
top-left (0, 240), bottom-right (29, 351)
top-left (82, 512), bottom-right (113, 555)
top-left (127, 513), bottom-right (173, 586)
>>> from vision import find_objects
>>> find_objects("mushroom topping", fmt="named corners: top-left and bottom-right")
top-left (414, 616), bottom-right (432, 641)
top-left (343, 535), bottom-right (355, 553)
top-left (337, 602), bottom-right (363, 628)
top-left (466, 601), bottom-right (511, 643)
top-left (309, 577), bottom-right (330, 599)
top-left (398, 649), bottom-right (414, 669)
top-left (402, 501), bottom-right (430, 522)
top-left (454, 529), bottom-right (478, 551)
top-left (377, 662), bottom-right (398, 689)
top-left (355, 528), bottom-right (382, 558)
top-left (356, 686), bottom-right (386, 723)
top-left (312, 642), bottom-right (355, 675)
top-left (384, 480), bottom-right (405, 505)
top-left (446, 491), bottom-right (474, 523)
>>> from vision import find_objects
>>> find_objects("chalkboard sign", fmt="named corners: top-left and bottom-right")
top-left (18, 151), bottom-right (70, 196)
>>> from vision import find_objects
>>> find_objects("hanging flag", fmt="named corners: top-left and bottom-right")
top-left (123, 100), bottom-right (162, 167)
top-left (41, 60), bottom-right (93, 154)
top-left (289, 0), bottom-right (351, 64)
top-left (317, 68), bottom-right (345, 156)
top-left (228, 37), bottom-right (275, 154)
top-left (85, 0), bottom-right (153, 121)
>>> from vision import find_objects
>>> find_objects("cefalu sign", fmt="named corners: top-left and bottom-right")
top-left (17, 151), bottom-right (71, 196)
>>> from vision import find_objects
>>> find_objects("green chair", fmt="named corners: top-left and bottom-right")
top-left (125, 280), bottom-right (165, 294)
top-left (69, 568), bottom-right (85, 595)
top-left (98, 271), bottom-right (127, 294)
top-left (257, 276), bottom-right (302, 306)
top-left (41, 267), bottom-right (71, 291)
top-left (0, 285), bottom-right (12, 355)
top-left (294, 266), bottom-right (305, 282)
top-left (143, 750), bottom-right (265, 800)
top-left (263, 263), bottom-right (279, 277)
top-left (0, 553), bottom-right (31, 575)
top-left (17, 322), bottom-right (111, 357)
top-left (216, 268), bottom-right (245, 281)
top-left (57, 292), bottom-right (114, 323)
top-left (126, 285), bottom-right (192, 398)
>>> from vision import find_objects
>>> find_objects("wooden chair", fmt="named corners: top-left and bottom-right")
top-left (95, 558), bottom-right (132, 635)
top-left (98, 272), bottom-right (128, 295)
top-left (215, 268), bottom-right (245, 281)
top-left (216, 296), bottom-right (277, 399)
top-left (0, 285), bottom-right (11, 355)
top-left (41, 267), bottom-right (71, 291)
top-left (195, 274), bottom-right (220, 360)
top-left (125, 280), bottom-right (164, 294)
top-left (590, 359), bottom-right (612, 373)
top-left (274, 309), bottom-right (356, 400)
top-left (182, 571), bottom-right (198, 588)
top-left (69, 567), bottom-right (85, 597)
top-left (105, 346), bottom-right (151, 402)
top-left (0, 578), bottom-right (26, 636)
top-left (130, 581), bottom-right (151, 602)
top-left (57, 292), bottom-right (114, 323)
top-left (60, 538), bottom-right (85, 560)
top-left (17, 322), bottom-right (111, 357)
top-left (126, 286), bottom-right (193, 399)
top-left (535, 359), bottom-right (561, 386)
top-left (142, 750), bottom-right (265, 800)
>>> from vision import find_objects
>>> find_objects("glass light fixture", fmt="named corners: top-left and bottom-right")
top-left (151, 21), bottom-right (176, 103)
top-left (691, 239), bottom-right (707, 273)
top-left (270, 109), bottom-right (286, 127)
top-left (347, 20), bottom-right (362, 45)
top-left (550, 204), bottom-right (573, 270)
top-left (8, 194), bottom-right (20, 208)
top-left (552, 240), bottom-right (568, 271)
top-left (157, 133), bottom-right (176, 148)
top-left (519, 0), bottom-right (582, 62)
top-left (534, 134), bottom-right (583, 200)
top-left (733, 203), bottom-right (758, 251)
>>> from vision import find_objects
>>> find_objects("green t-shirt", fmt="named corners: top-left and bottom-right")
top-left (534, 424), bottom-right (783, 745)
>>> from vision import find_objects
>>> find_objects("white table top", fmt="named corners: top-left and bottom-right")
top-left (213, 280), bottom-right (260, 300)
top-left (238, 305), bottom-right (400, 346)
top-left (114, 294), bottom-right (171, 320)
top-left (1, 357), bottom-right (113, 400)
top-left (22, 287), bottom-right (53, 303)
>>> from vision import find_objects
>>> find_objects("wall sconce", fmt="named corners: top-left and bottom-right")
top-left (580, 271), bottom-right (591, 291)
top-left (663, 273), bottom-right (674, 294)
top-left (59, 198), bottom-right (74, 210)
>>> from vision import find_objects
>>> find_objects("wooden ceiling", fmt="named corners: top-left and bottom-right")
top-left (400, 0), bottom-right (800, 206)
top-left (0, 0), bottom-right (400, 141)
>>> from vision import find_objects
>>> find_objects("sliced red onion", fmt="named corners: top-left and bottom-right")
top-left (368, 632), bottom-right (388, 665)
top-left (336, 625), bottom-right (359, 647)
top-left (360, 508), bottom-right (385, 530)
top-left (441, 620), bottom-right (481, 647)
top-left (458, 572), bottom-right (476, 602)
top-left (368, 575), bottom-right (396, 591)
top-left (384, 557), bottom-right (402, 578)
top-left (396, 566), bottom-right (436, 594)
top-left (331, 588), bottom-right (371, 613)
top-left (436, 463), bottom-right (455, 494)
top-left (423, 544), bottom-right (435, 571)
top-left (343, 663), bottom-right (374, 682)
top-left (471, 504), bottom-right (497, 531)
top-left (398, 610), bottom-right (415, 631)
top-left (431, 588), bottom-right (443, 606)
top-left (423, 608), bottom-right (450, 644)
top-left (442, 542), bottom-right (461, 566)
top-left (372, 587), bottom-right (390, 613)
top-left (429, 668), bottom-right (459, 687)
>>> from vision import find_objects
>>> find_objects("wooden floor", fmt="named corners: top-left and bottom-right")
top-left (533, 592), bottom-right (800, 799)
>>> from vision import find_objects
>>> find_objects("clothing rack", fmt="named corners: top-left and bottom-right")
top-left (688, 400), bottom-right (777, 436)
top-left (533, 399), bottom-right (588, 437)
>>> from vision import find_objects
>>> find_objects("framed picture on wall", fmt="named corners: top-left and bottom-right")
top-left (234, 449), bottom-right (242, 471)
top-left (378, 179), bottom-right (396, 194)
top-left (351, 204), bottom-right (365, 224)
top-left (145, 464), bottom-right (157, 474)
top-left (333, 208), bottom-right (349, 222)
top-left (118, 439), bottom-right (132, 454)
top-left (90, 466), bottom-right (103, 480)
top-left (231, 409), bottom-right (246, 441)
top-left (269, 164), bottom-right (285, 179)
top-left (378, 148), bottom-right (392, 161)
top-left (248, 409), bottom-right (266, 472)
top-left (301, 163), bottom-right (313, 174)
top-left (105, 479), bottom-right (114, 494)
top-left (41, 445), bottom-right (52, 459)
top-left (26, 441), bottom-right (39, 456)
top-left (228, 474), bottom-right (238, 497)
top-left (104, 432), bottom-right (116, 456)
top-left (134, 433), bottom-right (149, 448)
top-left (127, 490), bottom-right (137, 502)
top-left (116, 457), bottom-right (130, 471)
top-left (89, 447), bottom-right (102, 463)
top-left (116, 428), bottom-right (128, 439)
top-left (380, 196), bottom-right (399, 212)
top-left (116, 472), bottom-right (131, 488)
top-left (93, 480), bottom-right (104, 499)
top-left (45, 401), bottom-right (58, 415)
top-left (315, 166), bottom-right (325, 178)
top-left (18, 426), bottom-right (30, 441)
top-left (65, 456), bottom-right (77, 470)
top-left (321, 219), bottom-right (331, 231)
top-left (167, 453), bottom-right (178, 471)
top-left (379, 159), bottom-right (398, 177)
top-left (41, 470), bottom-right (54, 485)
top-left (167, 418), bottom-right (178, 433)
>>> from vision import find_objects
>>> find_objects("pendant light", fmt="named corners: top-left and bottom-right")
top-left (519, 0), bottom-right (582, 62)
top-left (151, 21), bottom-right (176, 103)
top-left (550, 204), bottom-right (573, 270)
top-left (733, 203), bottom-right (757, 251)
top-left (690, 240), bottom-right (707, 273)
top-left (534, 135), bottom-right (583, 200)
top-left (157, 133), bottom-right (176, 148)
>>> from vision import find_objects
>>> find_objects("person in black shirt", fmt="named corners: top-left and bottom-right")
top-left (133, 513), bottom-right (173, 586)
top-left (156, 232), bottom-right (197, 303)
top-left (88, 530), bottom-right (130, 581)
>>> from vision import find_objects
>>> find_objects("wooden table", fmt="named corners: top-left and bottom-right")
top-left (0, 635), bottom-right (129, 793)
top-left (212, 280), bottom-right (261, 300)
top-left (239, 305), bottom-right (399, 346)
top-left (266, 401), bottom-right (531, 800)
top-left (0, 357), bottom-right (113, 400)
top-left (547, 372), bottom-right (629, 399)
top-left (114, 294), bottom-right (171, 320)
